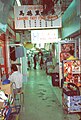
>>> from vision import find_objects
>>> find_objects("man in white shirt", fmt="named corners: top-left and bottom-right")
top-left (8, 64), bottom-right (23, 97)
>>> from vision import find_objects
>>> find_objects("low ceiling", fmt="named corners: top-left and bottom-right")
top-left (0, 0), bottom-right (73, 24)
top-left (21, 0), bottom-right (73, 13)
top-left (0, 0), bottom-right (73, 43)
top-left (13, 0), bottom-right (73, 32)
top-left (15, 0), bottom-right (73, 43)
top-left (0, 0), bottom-right (73, 27)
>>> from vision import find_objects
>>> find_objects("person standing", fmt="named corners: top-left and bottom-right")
top-left (40, 55), bottom-right (44, 69)
top-left (27, 54), bottom-right (31, 69)
top-left (33, 54), bottom-right (37, 69)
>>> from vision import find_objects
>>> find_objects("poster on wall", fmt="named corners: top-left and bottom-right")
top-left (60, 43), bottom-right (75, 62)
top-left (58, 40), bottom-right (76, 87)
top-left (62, 59), bottom-right (81, 86)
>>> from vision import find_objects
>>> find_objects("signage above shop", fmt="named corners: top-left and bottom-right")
top-left (14, 5), bottom-right (62, 29)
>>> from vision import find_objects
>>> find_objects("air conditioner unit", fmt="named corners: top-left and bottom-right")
top-left (0, 23), bottom-right (7, 33)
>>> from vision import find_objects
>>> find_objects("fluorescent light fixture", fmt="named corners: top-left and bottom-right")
top-left (16, 0), bottom-right (21, 6)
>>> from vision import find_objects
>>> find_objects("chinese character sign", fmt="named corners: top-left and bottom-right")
top-left (14, 5), bottom-right (62, 29)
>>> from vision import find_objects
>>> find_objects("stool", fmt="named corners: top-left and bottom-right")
top-left (16, 90), bottom-right (24, 104)
top-left (11, 83), bottom-right (24, 104)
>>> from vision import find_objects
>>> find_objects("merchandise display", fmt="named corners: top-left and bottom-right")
top-left (62, 59), bottom-right (81, 87)
top-left (46, 56), bottom-right (54, 75)
top-left (61, 42), bottom-right (81, 115)
top-left (0, 90), bottom-right (13, 119)
top-left (62, 83), bottom-right (81, 113)
top-left (59, 41), bottom-right (76, 87)
top-left (0, 90), bottom-right (21, 120)
top-left (60, 43), bottom-right (75, 62)
top-left (46, 61), bottom-right (54, 74)
top-left (52, 73), bottom-right (59, 86)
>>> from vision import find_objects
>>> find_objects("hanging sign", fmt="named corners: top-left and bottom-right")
top-left (14, 5), bottom-right (62, 29)
top-left (31, 29), bottom-right (58, 43)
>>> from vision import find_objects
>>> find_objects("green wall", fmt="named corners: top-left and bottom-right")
top-left (62, 0), bottom-right (80, 39)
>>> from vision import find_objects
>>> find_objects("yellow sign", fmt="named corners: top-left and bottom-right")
top-left (24, 42), bottom-right (33, 49)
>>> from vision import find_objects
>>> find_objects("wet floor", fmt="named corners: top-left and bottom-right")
top-left (19, 69), bottom-right (79, 120)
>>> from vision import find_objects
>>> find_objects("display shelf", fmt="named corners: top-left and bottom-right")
top-left (46, 56), bottom-right (54, 75)
top-left (63, 93), bottom-right (81, 113)
top-left (62, 83), bottom-right (81, 114)
top-left (58, 40), bottom-right (76, 87)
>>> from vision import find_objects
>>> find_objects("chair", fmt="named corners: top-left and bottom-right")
top-left (16, 89), bottom-right (24, 104)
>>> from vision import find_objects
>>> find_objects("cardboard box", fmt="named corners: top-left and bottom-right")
top-left (0, 83), bottom-right (12, 95)
top-left (0, 102), bottom-right (4, 109)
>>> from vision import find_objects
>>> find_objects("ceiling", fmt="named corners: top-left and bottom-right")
top-left (21, 0), bottom-right (73, 14)
top-left (0, 0), bottom-right (73, 25)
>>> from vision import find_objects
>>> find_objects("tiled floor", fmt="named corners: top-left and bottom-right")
top-left (18, 68), bottom-right (80, 120)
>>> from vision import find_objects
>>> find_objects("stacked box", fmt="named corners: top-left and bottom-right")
top-left (63, 93), bottom-right (81, 113)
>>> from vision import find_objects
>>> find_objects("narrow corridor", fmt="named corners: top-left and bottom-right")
top-left (19, 69), bottom-right (79, 120)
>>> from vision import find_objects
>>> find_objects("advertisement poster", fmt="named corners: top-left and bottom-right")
top-left (63, 59), bottom-right (81, 86)
top-left (60, 43), bottom-right (75, 62)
